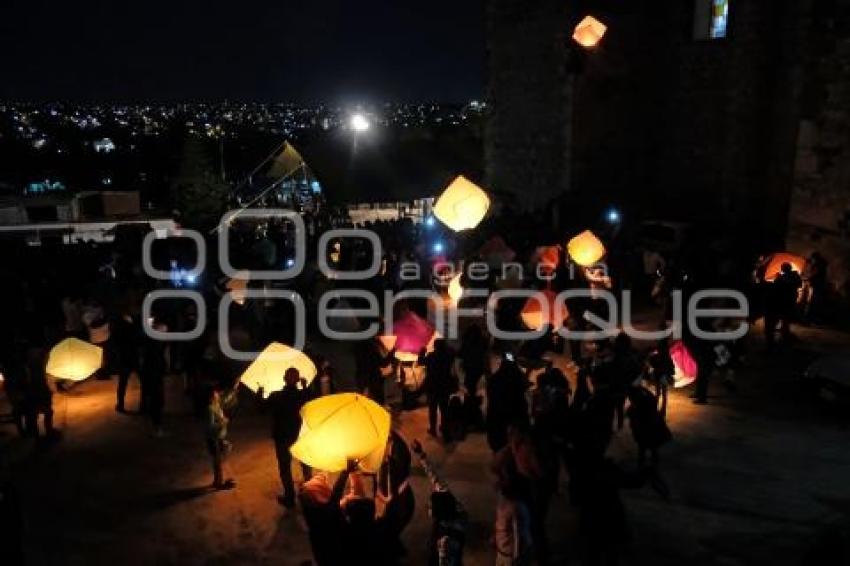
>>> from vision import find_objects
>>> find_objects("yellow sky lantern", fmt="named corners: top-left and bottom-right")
top-left (447, 274), bottom-right (463, 305)
top-left (46, 337), bottom-right (103, 381)
top-left (432, 175), bottom-right (490, 232)
top-left (567, 230), bottom-right (606, 267)
top-left (290, 393), bottom-right (391, 473)
top-left (239, 342), bottom-right (317, 398)
top-left (573, 15), bottom-right (607, 48)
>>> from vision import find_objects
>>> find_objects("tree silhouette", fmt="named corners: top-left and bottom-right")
top-left (171, 136), bottom-right (228, 230)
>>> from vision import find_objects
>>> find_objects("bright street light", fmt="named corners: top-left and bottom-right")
top-left (350, 114), bottom-right (370, 132)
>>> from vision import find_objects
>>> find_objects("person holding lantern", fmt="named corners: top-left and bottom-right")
top-left (261, 367), bottom-right (311, 509)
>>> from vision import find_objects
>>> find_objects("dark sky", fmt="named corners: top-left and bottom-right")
top-left (0, 0), bottom-right (485, 103)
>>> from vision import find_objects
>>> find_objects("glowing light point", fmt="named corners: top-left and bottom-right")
top-left (350, 114), bottom-right (370, 132)
top-left (573, 15), bottom-right (607, 48)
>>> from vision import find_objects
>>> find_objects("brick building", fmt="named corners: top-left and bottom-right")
top-left (486, 0), bottom-right (850, 295)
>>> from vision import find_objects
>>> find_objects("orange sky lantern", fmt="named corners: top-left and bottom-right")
top-left (763, 252), bottom-right (806, 282)
top-left (520, 289), bottom-right (569, 331)
top-left (567, 230), bottom-right (606, 267)
top-left (573, 15), bottom-right (607, 48)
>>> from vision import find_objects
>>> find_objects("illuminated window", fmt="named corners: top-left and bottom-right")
top-left (711, 0), bottom-right (729, 38)
top-left (694, 0), bottom-right (729, 40)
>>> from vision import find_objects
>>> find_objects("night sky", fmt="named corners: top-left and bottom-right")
top-left (0, 0), bottom-right (485, 103)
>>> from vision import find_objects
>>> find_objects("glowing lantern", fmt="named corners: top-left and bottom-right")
top-left (534, 246), bottom-right (560, 275)
top-left (573, 15), bottom-right (607, 48)
top-left (432, 175), bottom-right (490, 232)
top-left (226, 270), bottom-right (249, 305)
top-left (377, 334), bottom-right (397, 354)
top-left (391, 311), bottom-right (436, 354)
top-left (447, 274), bottom-right (464, 304)
top-left (567, 230), bottom-right (606, 267)
top-left (239, 342), bottom-right (317, 398)
top-left (383, 311), bottom-right (438, 362)
top-left (670, 340), bottom-right (698, 388)
top-left (46, 338), bottom-right (103, 381)
top-left (763, 252), bottom-right (806, 283)
top-left (520, 289), bottom-right (569, 331)
top-left (290, 393), bottom-right (391, 473)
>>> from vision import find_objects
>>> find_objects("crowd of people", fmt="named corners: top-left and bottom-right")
top-left (0, 209), bottom-right (835, 565)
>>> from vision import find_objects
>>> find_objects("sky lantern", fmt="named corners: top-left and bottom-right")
top-left (479, 236), bottom-right (516, 267)
top-left (226, 270), bottom-right (249, 305)
top-left (46, 338), bottom-right (103, 381)
top-left (382, 311), bottom-right (438, 363)
top-left (763, 252), bottom-right (806, 282)
top-left (290, 393), bottom-right (391, 473)
top-left (670, 340), bottom-right (698, 388)
top-left (447, 274), bottom-right (464, 304)
top-left (567, 230), bottom-right (606, 267)
top-left (533, 245), bottom-right (561, 277)
top-left (239, 342), bottom-right (317, 398)
top-left (432, 175), bottom-right (490, 232)
top-left (520, 289), bottom-right (569, 331)
top-left (573, 15), bottom-right (607, 48)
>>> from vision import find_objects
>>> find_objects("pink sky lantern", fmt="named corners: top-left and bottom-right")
top-left (670, 340), bottom-right (698, 388)
top-left (383, 311), bottom-right (437, 362)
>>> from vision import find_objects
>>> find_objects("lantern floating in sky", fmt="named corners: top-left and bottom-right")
top-left (533, 245), bottom-right (561, 276)
top-left (573, 15), bottom-right (607, 48)
top-left (290, 393), bottom-right (391, 473)
top-left (46, 337), bottom-right (103, 381)
top-left (239, 342), bottom-right (317, 398)
top-left (670, 340), bottom-right (698, 389)
top-left (520, 289), bottom-right (569, 331)
top-left (432, 175), bottom-right (490, 232)
top-left (567, 230), bottom-right (606, 267)
top-left (447, 274), bottom-right (464, 305)
top-left (763, 252), bottom-right (806, 283)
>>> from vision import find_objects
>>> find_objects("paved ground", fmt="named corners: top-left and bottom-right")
top-left (3, 325), bottom-right (850, 565)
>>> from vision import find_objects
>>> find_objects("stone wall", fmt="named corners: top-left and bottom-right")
top-left (486, 0), bottom-right (814, 254)
top-left (788, 0), bottom-right (850, 298)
